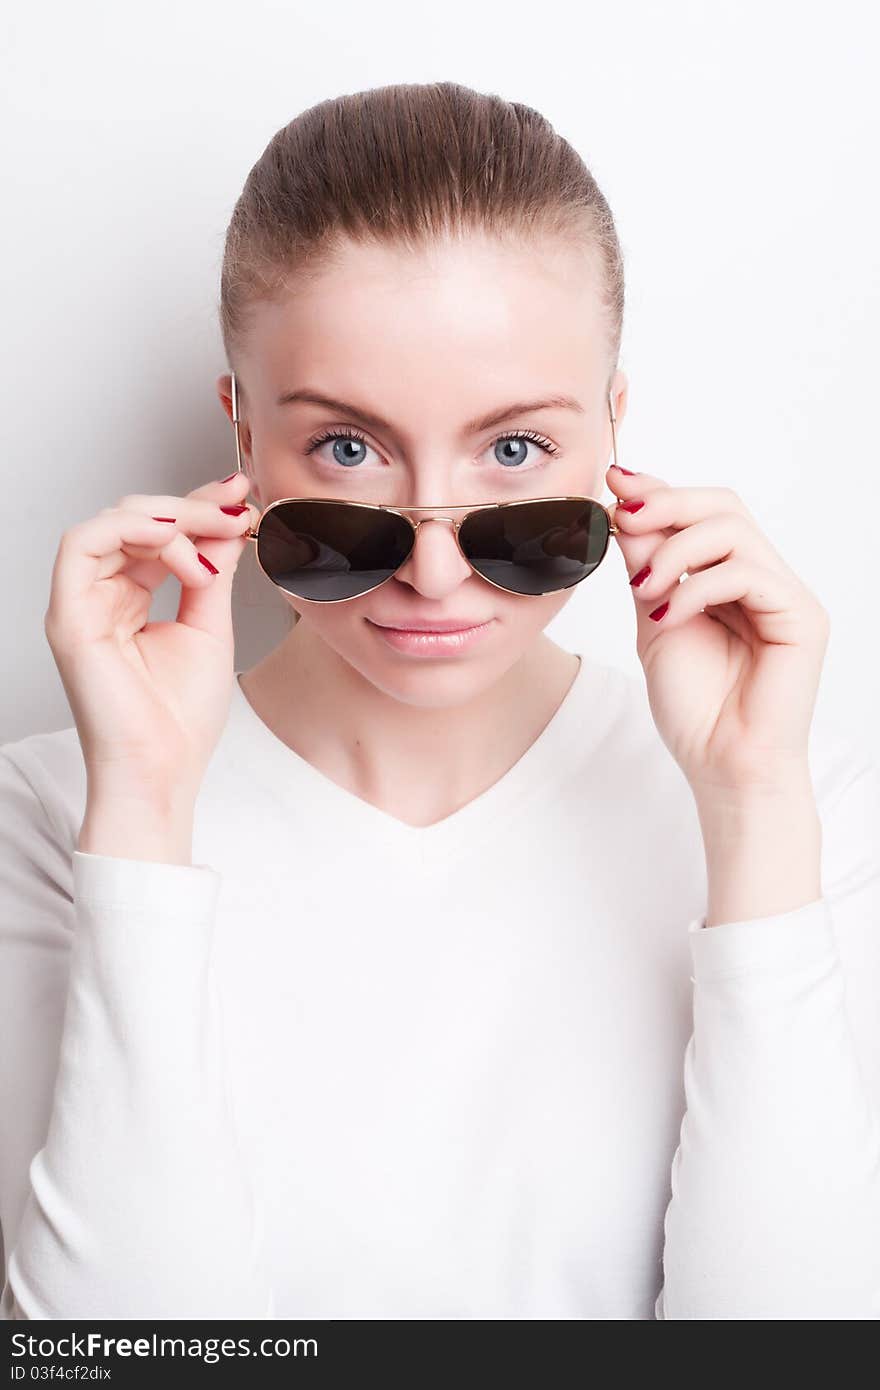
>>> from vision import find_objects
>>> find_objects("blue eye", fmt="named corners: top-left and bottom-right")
top-left (304, 427), bottom-right (560, 471)
top-left (491, 432), bottom-right (558, 467)
top-left (304, 428), bottom-right (374, 468)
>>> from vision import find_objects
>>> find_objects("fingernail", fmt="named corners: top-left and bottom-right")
top-left (630, 565), bottom-right (651, 588)
top-left (611, 465), bottom-right (637, 476)
top-left (151, 516), bottom-right (176, 523)
top-left (649, 601), bottom-right (669, 622)
top-left (197, 552), bottom-right (220, 575)
top-left (619, 499), bottom-right (645, 514)
top-left (219, 504), bottom-right (248, 516)
top-left (219, 472), bottom-right (239, 483)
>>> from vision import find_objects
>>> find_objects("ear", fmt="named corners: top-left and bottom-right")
top-left (608, 368), bottom-right (629, 430)
top-left (215, 373), bottom-right (260, 500)
top-left (215, 372), bottom-right (234, 424)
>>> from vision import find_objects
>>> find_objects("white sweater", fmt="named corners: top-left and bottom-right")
top-left (0, 655), bottom-right (878, 1320)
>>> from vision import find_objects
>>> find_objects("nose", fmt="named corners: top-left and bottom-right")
top-left (392, 515), bottom-right (474, 598)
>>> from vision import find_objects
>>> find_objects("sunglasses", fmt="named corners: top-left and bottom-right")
top-left (230, 373), bottom-right (621, 602)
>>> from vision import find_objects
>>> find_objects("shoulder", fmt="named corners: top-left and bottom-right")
top-left (569, 657), bottom-right (699, 812)
top-left (0, 729), bottom-right (85, 1275)
top-left (579, 658), bottom-right (880, 887)
top-left (573, 655), bottom-right (661, 751)
top-left (806, 716), bottom-right (880, 899)
top-left (805, 720), bottom-right (880, 1104)
top-left (0, 724), bottom-right (86, 858)
top-left (0, 725), bottom-right (86, 913)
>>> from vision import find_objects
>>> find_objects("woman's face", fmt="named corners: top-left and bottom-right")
top-left (220, 229), bottom-right (628, 708)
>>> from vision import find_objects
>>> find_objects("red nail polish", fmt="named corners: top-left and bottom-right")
top-left (617, 466), bottom-right (637, 476)
top-left (220, 472), bottom-right (239, 483)
top-left (649, 601), bottom-right (669, 622)
top-left (219, 504), bottom-right (248, 515)
top-left (630, 564), bottom-right (651, 588)
top-left (198, 552), bottom-right (219, 575)
top-left (619, 499), bottom-right (645, 514)
top-left (151, 516), bottom-right (176, 523)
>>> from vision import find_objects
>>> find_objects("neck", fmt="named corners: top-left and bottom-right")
top-left (238, 624), bottom-right (581, 828)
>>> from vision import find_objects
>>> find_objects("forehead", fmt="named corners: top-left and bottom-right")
top-left (243, 231), bottom-right (607, 414)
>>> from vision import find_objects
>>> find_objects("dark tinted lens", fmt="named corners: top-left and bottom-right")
top-left (256, 501), bottom-right (414, 600)
top-left (458, 499), bottom-right (610, 596)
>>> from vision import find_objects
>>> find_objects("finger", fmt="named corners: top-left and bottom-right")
top-left (643, 556), bottom-right (822, 646)
top-left (90, 500), bottom-right (255, 585)
top-left (625, 512), bottom-right (791, 606)
top-left (607, 469), bottom-right (754, 537)
top-left (57, 498), bottom-right (256, 604)
top-left (110, 470), bottom-right (254, 589)
top-left (188, 469), bottom-right (252, 503)
top-left (173, 518), bottom-right (254, 640)
top-left (606, 463), bottom-right (668, 496)
top-left (605, 468), bottom-right (672, 578)
top-left (606, 470), bottom-right (763, 605)
top-left (114, 489), bottom-right (255, 537)
top-left (104, 475), bottom-right (255, 580)
top-left (49, 513), bottom-right (206, 615)
top-left (167, 478), bottom-right (260, 639)
top-left (120, 501), bottom-right (258, 642)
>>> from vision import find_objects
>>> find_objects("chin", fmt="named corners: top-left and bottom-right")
top-left (345, 632), bottom-right (526, 710)
top-left (356, 662), bottom-right (505, 710)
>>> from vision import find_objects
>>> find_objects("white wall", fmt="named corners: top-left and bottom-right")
top-left (3, 0), bottom-right (878, 761)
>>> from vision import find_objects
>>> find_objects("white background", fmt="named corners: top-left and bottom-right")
top-left (3, 0), bottom-right (878, 762)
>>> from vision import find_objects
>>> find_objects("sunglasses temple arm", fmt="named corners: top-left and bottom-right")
top-left (606, 393), bottom-right (621, 534)
top-left (231, 373), bottom-right (261, 541)
top-left (607, 390), bottom-right (619, 470)
top-left (231, 373), bottom-right (244, 470)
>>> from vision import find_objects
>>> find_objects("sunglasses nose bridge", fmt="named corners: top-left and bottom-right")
top-left (404, 514), bottom-right (470, 578)
top-left (395, 513), bottom-right (475, 592)
top-left (409, 514), bottom-right (461, 535)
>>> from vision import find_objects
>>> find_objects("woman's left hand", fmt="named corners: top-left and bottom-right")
top-left (606, 464), bottom-right (831, 803)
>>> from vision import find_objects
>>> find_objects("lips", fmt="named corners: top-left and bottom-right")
top-left (369, 618), bottom-right (496, 657)
top-left (368, 618), bottom-right (493, 632)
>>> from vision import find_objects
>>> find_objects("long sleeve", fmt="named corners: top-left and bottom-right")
top-left (0, 748), bottom-right (275, 1319)
top-left (655, 750), bottom-right (880, 1319)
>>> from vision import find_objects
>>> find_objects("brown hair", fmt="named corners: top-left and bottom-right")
top-left (219, 81), bottom-right (625, 393)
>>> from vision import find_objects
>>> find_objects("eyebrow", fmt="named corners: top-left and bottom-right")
top-left (275, 388), bottom-right (586, 436)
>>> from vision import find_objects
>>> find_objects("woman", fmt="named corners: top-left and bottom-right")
top-left (1, 82), bottom-right (878, 1320)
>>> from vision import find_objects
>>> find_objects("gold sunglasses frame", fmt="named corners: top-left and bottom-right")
top-left (229, 372), bottom-right (621, 602)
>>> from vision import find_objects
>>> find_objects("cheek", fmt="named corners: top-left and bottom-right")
top-left (519, 588), bottom-right (573, 629)
top-left (294, 594), bottom-right (374, 640)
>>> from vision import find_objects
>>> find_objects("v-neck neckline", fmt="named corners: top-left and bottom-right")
top-left (228, 654), bottom-right (614, 866)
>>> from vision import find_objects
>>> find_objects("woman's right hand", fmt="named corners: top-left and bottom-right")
top-left (44, 470), bottom-right (259, 818)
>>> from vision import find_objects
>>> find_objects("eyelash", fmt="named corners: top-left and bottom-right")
top-left (303, 426), bottom-right (561, 467)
